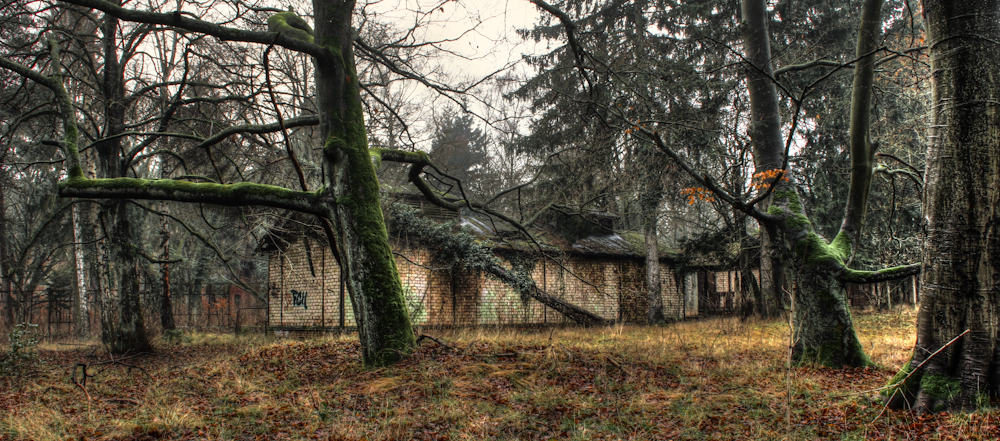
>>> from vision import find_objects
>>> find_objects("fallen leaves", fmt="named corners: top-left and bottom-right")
top-left (3, 309), bottom-right (997, 440)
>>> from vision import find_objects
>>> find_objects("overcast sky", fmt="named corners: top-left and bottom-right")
top-left (355, 0), bottom-right (550, 146)
top-left (361, 0), bottom-right (546, 81)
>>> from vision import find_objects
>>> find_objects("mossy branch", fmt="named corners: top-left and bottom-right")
top-left (840, 263), bottom-right (921, 284)
top-left (58, 177), bottom-right (325, 215)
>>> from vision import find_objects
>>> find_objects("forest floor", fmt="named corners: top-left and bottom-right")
top-left (2, 308), bottom-right (997, 440)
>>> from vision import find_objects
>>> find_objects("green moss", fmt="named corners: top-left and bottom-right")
top-left (324, 136), bottom-right (346, 155)
top-left (58, 177), bottom-right (309, 200)
top-left (771, 190), bottom-right (802, 213)
top-left (786, 193), bottom-right (803, 214)
top-left (830, 233), bottom-right (852, 259)
top-left (796, 322), bottom-right (872, 368)
top-left (64, 124), bottom-right (84, 179)
top-left (772, 189), bottom-right (795, 203)
top-left (785, 213), bottom-right (810, 230)
top-left (267, 12), bottom-right (314, 44)
top-left (798, 344), bottom-right (836, 367)
top-left (842, 263), bottom-right (916, 283)
top-left (881, 362), bottom-right (927, 405)
top-left (888, 362), bottom-right (916, 388)
top-left (369, 150), bottom-right (382, 169)
top-left (921, 373), bottom-right (960, 402)
top-left (769, 189), bottom-right (810, 231)
top-left (334, 83), bottom-right (416, 368)
top-left (794, 232), bottom-right (848, 266)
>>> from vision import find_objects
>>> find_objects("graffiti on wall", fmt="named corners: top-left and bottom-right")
top-left (291, 289), bottom-right (308, 309)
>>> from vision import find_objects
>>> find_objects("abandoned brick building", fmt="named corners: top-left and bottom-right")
top-left (259, 193), bottom-right (705, 334)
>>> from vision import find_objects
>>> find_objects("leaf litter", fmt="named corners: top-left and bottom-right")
top-left (1, 308), bottom-right (998, 440)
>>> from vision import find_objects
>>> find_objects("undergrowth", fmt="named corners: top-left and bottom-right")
top-left (0, 323), bottom-right (40, 376)
top-left (2, 308), bottom-right (998, 440)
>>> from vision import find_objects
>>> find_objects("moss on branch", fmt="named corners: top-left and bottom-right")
top-left (841, 263), bottom-right (921, 283)
top-left (58, 177), bottom-right (324, 213)
top-left (267, 11), bottom-right (315, 44)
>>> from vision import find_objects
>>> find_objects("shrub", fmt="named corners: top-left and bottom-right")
top-left (0, 323), bottom-right (41, 376)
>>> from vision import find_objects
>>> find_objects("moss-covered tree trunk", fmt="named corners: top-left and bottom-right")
top-left (739, 0), bottom-right (886, 367)
top-left (789, 0), bottom-right (883, 366)
top-left (884, 0), bottom-right (1000, 412)
top-left (313, 0), bottom-right (415, 366)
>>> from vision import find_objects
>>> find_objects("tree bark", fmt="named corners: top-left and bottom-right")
top-left (885, 0), bottom-right (1000, 412)
top-left (644, 221), bottom-right (664, 323)
top-left (71, 204), bottom-right (90, 338)
top-left (741, 0), bottom-right (787, 317)
top-left (159, 205), bottom-right (175, 331)
top-left (641, 184), bottom-right (665, 324)
top-left (0, 159), bottom-right (12, 328)
top-left (736, 214), bottom-right (761, 319)
top-left (96, 7), bottom-right (152, 353)
top-left (314, 0), bottom-right (415, 366)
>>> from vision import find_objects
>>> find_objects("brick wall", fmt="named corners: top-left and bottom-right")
top-left (268, 238), bottom-right (685, 331)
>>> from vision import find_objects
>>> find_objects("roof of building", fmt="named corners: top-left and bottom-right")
top-left (258, 186), bottom-right (680, 263)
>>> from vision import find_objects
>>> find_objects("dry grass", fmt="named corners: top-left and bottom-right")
top-left (2, 308), bottom-right (998, 440)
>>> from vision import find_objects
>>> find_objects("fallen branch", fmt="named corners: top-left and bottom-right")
top-left (872, 329), bottom-right (970, 419)
top-left (71, 363), bottom-right (92, 402)
top-left (860, 328), bottom-right (970, 397)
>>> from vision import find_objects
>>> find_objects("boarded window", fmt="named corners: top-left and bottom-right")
top-left (291, 289), bottom-right (308, 309)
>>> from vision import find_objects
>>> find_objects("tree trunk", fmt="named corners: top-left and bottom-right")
top-left (189, 275), bottom-right (202, 328)
top-left (741, 0), bottom-right (882, 367)
top-left (100, 202), bottom-right (152, 353)
top-left (0, 163), bottom-right (12, 328)
top-left (159, 206), bottom-right (175, 331)
top-left (789, 0), bottom-right (881, 367)
top-left (314, 0), bottom-right (415, 366)
top-left (72, 204), bottom-right (90, 338)
top-left (97, 8), bottom-right (151, 353)
top-left (736, 215), bottom-right (761, 319)
top-left (757, 226), bottom-right (782, 316)
top-left (885, 0), bottom-right (1000, 412)
top-left (641, 188), bottom-right (665, 324)
top-left (791, 258), bottom-right (869, 366)
top-left (741, 0), bottom-right (786, 318)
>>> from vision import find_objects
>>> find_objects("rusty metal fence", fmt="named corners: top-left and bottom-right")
top-left (0, 283), bottom-right (267, 339)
